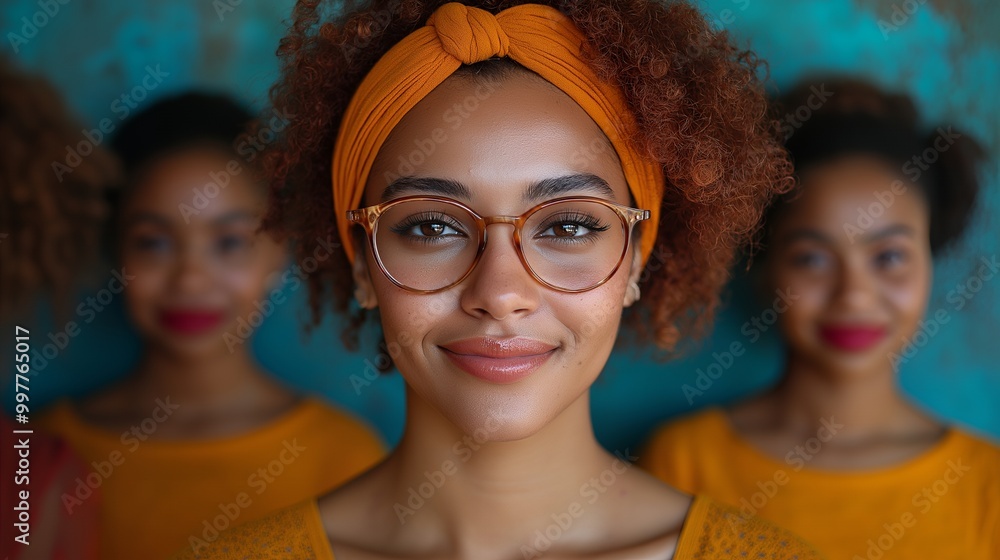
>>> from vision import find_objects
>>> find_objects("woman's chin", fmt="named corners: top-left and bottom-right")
top-left (444, 405), bottom-right (559, 444)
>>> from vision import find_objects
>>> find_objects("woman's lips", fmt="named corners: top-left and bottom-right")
top-left (818, 325), bottom-right (887, 352)
top-left (439, 337), bottom-right (558, 384)
top-left (159, 310), bottom-right (226, 335)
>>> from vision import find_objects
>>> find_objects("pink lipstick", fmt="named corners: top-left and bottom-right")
top-left (440, 337), bottom-right (558, 384)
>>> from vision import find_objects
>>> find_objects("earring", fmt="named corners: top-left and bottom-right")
top-left (355, 287), bottom-right (376, 310)
top-left (628, 281), bottom-right (641, 304)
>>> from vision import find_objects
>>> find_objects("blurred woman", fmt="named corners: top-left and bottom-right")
top-left (643, 78), bottom-right (1000, 559)
top-left (38, 92), bottom-right (385, 559)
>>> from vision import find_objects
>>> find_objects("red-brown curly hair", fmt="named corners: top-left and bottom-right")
top-left (260, 0), bottom-right (793, 357)
top-left (0, 58), bottom-right (120, 322)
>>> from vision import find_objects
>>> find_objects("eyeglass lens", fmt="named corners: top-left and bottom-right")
top-left (372, 199), bottom-right (628, 291)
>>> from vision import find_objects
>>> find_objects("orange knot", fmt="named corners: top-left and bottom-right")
top-left (429, 3), bottom-right (510, 64)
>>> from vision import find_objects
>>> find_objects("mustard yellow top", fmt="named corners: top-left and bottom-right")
top-left (39, 398), bottom-right (385, 560)
top-left (168, 494), bottom-right (823, 559)
top-left (642, 408), bottom-right (1000, 560)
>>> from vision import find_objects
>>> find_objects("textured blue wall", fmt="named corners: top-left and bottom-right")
top-left (3, 0), bottom-right (997, 450)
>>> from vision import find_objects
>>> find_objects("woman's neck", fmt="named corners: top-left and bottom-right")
top-left (372, 387), bottom-right (638, 559)
top-left (101, 346), bottom-right (295, 438)
top-left (774, 352), bottom-right (942, 444)
top-left (136, 344), bottom-right (251, 397)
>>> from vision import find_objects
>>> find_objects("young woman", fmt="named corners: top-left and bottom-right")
top-left (643, 78), bottom-right (1000, 558)
top-left (170, 1), bottom-right (824, 558)
top-left (38, 93), bottom-right (385, 559)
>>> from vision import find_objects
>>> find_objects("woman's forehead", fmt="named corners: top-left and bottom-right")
top-left (364, 71), bottom-right (628, 208)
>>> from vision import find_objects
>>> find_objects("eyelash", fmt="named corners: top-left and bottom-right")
top-left (536, 212), bottom-right (609, 235)
top-left (390, 213), bottom-right (468, 236)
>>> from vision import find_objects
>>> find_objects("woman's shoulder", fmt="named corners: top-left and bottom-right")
top-left (170, 499), bottom-right (334, 560)
top-left (644, 407), bottom-right (729, 452)
top-left (295, 397), bottom-right (385, 449)
top-left (640, 408), bottom-right (736, 496)
top-left (950, 426), bottom-right (1000, 455)
top-left (653, 406), bottom-right (726, 438)
top-left (946, 427), bottom-right (1000, 485)
top-left (675, 495), bottom-right (824, 560)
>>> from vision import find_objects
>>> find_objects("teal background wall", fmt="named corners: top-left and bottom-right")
top-left (3, 0), bottom-right (998, 451)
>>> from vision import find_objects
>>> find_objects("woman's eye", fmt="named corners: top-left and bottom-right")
top-left (216, 234), bottom-right (253, 254)
top-left (391, 214), bottom-right (466, 239)
top-left (875, 248), bottom-right (907, 268)
top-left (536, 213), bottom-right (609, 240)
top-left (542, 222), bottom-right (587, 238)
top-left (133, 235), bottom-right (171, 253)
top-left (789, 251), bottom-right (829, 269)
top-left (415, 222), bottom-right (457, 237)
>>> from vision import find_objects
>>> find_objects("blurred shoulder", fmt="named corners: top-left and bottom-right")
top-left (299, 398), bottom-right (382, 442)
top-left (646, 407), bottom-right (729, 449)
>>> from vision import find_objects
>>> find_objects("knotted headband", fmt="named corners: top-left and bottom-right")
top-left (332, 2), bottom-right (664, 265)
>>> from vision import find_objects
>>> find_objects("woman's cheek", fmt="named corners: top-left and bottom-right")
top-left (886, 276), bottom-right (929, 330)
top-left (774, 273), bottom-right (824, 345)
top-left (223, 269), bottom-right (261, 305)
top-left (561, 291), bottom-right (622, 351)
top-left (123, 267), bottom-right (162, 329)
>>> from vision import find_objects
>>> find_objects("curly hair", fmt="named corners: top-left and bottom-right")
top-left (0, 58), bottom-right (120, 321)
top-left (260, 0), bottom-right (793, 357)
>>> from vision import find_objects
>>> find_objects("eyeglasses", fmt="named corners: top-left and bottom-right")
top-left (348, 195), bottom-right (649, 294)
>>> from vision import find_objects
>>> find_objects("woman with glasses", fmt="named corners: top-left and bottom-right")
top-left (172, 1), bottom-right (822, 558)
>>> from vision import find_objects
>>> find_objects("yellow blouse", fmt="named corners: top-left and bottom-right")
top-left (642, 408), bottom-right (1000, 559)
top-left (39, 398), bottom-right (385, 560)
top-left (169, 495), bottom-right (823, 559)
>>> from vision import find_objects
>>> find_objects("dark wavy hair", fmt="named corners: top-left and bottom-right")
top-left (260, 0), bottom-right (794, 359)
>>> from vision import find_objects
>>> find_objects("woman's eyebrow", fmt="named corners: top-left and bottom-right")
top-left (381, 177), bottom-right (472, 201)
top-left (380, 174), bottom-right (615, 203)
top-left (124, 211), bottom-right (171, 228)
top-left (524, 174), bottom-right (615, 202)
top-left (861, 224), bottom-right (915, 243)
top-left (211, 211), bottom-right (260, 226)
top-left (780, 228), bottom-right (831, 245)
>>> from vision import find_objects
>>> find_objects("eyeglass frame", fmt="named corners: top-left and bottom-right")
top-left (347, 195), bottom-right (650, 294)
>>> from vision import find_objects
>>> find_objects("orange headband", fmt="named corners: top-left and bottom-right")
top-left (332, 2), bottom-right (664, 265)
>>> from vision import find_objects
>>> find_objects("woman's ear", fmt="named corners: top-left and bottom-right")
top-left (622, 242), bottom-right (643, 308)
top-left (351, 237), bottom-right (379, 310)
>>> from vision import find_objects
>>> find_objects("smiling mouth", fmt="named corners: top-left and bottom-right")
top-left (439, 337), bottom-right (558, 384)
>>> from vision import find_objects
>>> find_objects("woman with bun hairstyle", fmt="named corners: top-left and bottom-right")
top-left (37, 92), bottom-right (385, 560)
top-left (643, 78), bottom-right (999, 559)
top-left (173, 1), bottom-right (824, 558)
